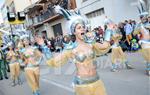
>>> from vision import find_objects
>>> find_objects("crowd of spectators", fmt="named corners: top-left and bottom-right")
top-left (38, 16), bottom-right (150, 52)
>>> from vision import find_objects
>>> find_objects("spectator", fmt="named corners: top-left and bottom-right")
top-left (98, 26), bottom-right (104, 36)
top-left (131, 20), bottom-right (137, 30)
top-left (50, 37), bottom-right (55, 52)
top-left (148, 16), bottom-right (150, 23)
top-left (131, 39), bottom-right (139, 51)
top-left (104, 24), bottom-right (107, 31)
top-left (124, 20), bottom-right (133, 46)
top-left (118, 22), bottom-right (126, 41)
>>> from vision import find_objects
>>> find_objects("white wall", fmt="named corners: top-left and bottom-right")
top-left (47, 18), bottom-right (68, 38)
top-left (34, 18), bottom-right (68, 39)
top-left (0, 4), bottom-right (10, 31)
top-left (104, 0), bottom-right (139, 23)
top-left (0, 13), bottom-right (3, 24)
top-left (76, 0), bottom-right (139, 29)
top-left (14, 0), bottom-right (39, 12)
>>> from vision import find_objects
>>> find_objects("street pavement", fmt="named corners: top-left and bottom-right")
top-left (0, 52), bottom-right (149, 95)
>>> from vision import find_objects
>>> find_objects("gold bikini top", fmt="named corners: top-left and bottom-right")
top-left (74, 50), bottom-right (95, 63)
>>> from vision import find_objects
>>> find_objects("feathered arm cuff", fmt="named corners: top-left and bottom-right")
top-left (46, 50), bottom-right (73, 67)
top-left (93, 41), bottom-right (111, 56)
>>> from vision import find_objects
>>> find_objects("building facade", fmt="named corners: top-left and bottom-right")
top-left (25, 0), bottom-right (144, 39)
top-left (5, 0), bottom-right (39, 13)
top-left (0, 4), bottom-right (9, 31)
top-left (25, 0), bottom-right (77, 39)
top-left (0, 0), bottom-right (39, 31)
top-left (76, 0), bottom-right (140, 29)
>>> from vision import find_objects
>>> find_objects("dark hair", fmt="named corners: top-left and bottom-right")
top-left (71, 34), bottom-right (76, 42)
top-left (44, 40), bottom-right (48, 45)
top-left (63, 35), bottom-right (71, 44)
top-left (125, 20), bottom-right (128, 23)
top-left (104, 25), bottom-right (107, 31)
top-left (8, 46), bottom-right (15, 51)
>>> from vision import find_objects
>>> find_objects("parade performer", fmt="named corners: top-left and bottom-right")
top-left (104, 18), bottom-right (133, 72)
top-left (22, 38), bottom-right (43, 95)
top-left (0, 48), bottom-right (8, 80)
top-left (17, 39), bottom-right (26, 69)
top-left (6, 43), bottom-right (21, 86)
top-left (133, 1), bottom-right (150, 75)
top-left (36, 6), bottom-right (111, 95)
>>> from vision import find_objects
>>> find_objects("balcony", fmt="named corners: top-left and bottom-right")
top-left (26, 0), bottom-right (76, 28)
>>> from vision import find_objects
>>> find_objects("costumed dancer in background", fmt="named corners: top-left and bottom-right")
top-left (22, 38), bottom-right (43, 95)
top-left (35, 6), bottom-right (111, 95)
top-left (6, 43), bottom-right (21, 86)
top-left (17, 39), bottom-right (26, 70)
top-left (104, 18), bottom-right (133, 72)
top-left (133, 0), bottom-right (150, 75)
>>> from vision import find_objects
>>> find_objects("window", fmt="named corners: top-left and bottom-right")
top-left (86, 8), bottom-right (105, 18)
top-left (52, 23), bottom-right (63, 37)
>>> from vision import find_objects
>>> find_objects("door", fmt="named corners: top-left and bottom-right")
top-left (52, 23), bottom-right (63, 37)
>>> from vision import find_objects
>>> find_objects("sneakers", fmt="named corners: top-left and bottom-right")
top-left (146, 63), bottom-right (150, 76)
top-left (5, 76), bottom-right (8, 79)
top-left (0, 77), bottom-right (3, 80)
top-left (125, 61), bottom-right (134, 69)
top-left (111, 68), bottom-right (119, 72)
top-left (17, 77), bottom-right (22, 85)
top-left (111, 64), bottom-right (119, 72)
top-left (33, 90), bottom-right (40, 95)
top-left (0, 76), bottom-right (8, 80)
top-left (126, 65), bottom-right (134, 69)
top-left (11, 80), bottom-right (16, 87)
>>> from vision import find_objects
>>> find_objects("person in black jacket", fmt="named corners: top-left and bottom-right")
top-left (0, 46), bottom-right (8, 80)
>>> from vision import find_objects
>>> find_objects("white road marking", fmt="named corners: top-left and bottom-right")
top-left (41, 78), bottom-right (74, 93)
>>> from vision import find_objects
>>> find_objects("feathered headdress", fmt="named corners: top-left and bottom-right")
top-left (54, 5), bottom-right (89, 35)
top-left (136, 0), bottom-right (149, 17)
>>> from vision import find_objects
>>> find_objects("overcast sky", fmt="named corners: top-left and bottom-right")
top-left (0, 0), bottom-right (4, 7)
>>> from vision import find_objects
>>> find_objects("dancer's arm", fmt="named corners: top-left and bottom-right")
top-left (92, 42), bottom-right (111, 56)
top-left (36, 36), bottom-right (73, 67)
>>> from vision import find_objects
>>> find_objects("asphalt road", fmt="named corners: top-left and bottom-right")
top-left (0, 52), bottom-right (149, 95)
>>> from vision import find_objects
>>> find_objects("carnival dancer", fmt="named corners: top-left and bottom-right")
top-left (22, 38), bottom-right (43, 95)
top-left (104, 18), bottom-right (133, 72)
top-left (6, 43), bottom-right (21, 86)
top-left (35, 6), bottom-right (112, 95)
top-left (17, 39), bottom-right (26, 69)
top-left (133, 1), bottom-right (150, 75)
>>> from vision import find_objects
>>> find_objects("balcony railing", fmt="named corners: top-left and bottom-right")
top-left (27, 8), bottom-right (56, 26)
top-left (27, 0), bottom-right (69, 26)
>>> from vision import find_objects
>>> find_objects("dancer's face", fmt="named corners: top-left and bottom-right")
top-left (23, 39), bottom-right (29, 47)
top-left (18, 40), bottom-right (23, 48)
top-left (141, 17), bottom-right (147, 23)
top-left (74, 23), bottom-right (86, 40)
top-left (35, 36), bottom-right (44, 45)
top-left (9, 46), bottom-right (13, 50)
